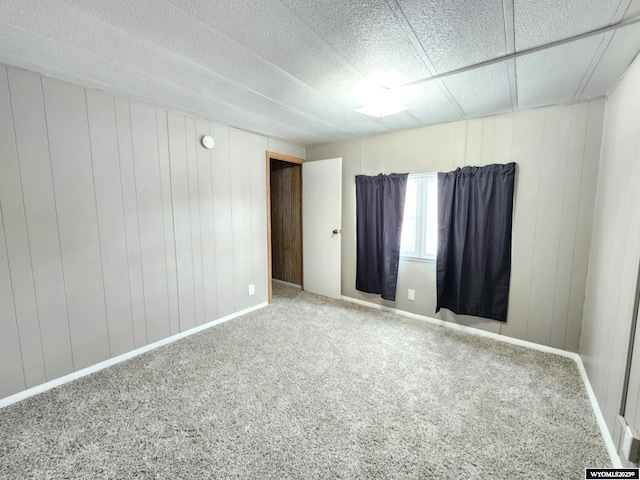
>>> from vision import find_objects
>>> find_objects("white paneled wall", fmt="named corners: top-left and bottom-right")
top-left (581, 53), bottom-right (640, 457)
top-left (0, 65), bottom-right (296, 399)
top-left (307, 99), bottom-right (605, 351)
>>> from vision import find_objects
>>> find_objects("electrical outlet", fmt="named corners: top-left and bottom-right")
top-left (408, 289), bottom-right (415, 301)
top-left (248, 284), bottom-right (255, 296)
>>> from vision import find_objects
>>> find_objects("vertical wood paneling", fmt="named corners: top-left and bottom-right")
top-left (480, 117), bottom-right (496, 165)
top-left (229, 128), bottom-right (248, 311)
top-left (464, 119), bottom-right (483, 166)
top-left (492, 115), bottom-right (513, 165)
top-left (581, 105), bottom-right (622, 403)
top-left (526, 107), bottom-right (571, 346)
top-left (596, 93), bottom-right (633, 411)
top-left (579, 55), bottom-right (640, 450)
top-left (86, 90), bottom-right (134, 356)
top-left (0, 69), bottom-right (46, 387)
top-left (168, 111), bottom-right (196, 331)
top-left (42, 77), bottom-right (110, 369)
top-left (210, 123), bottom-right (235, 317)
top-left (0, 76), bottom-right (26, 395)
top-left (493, 109), bottom-right (545, 341)
top-left (0, 205), bottom-right (25, 396)
top-left (604, 103), bottom-right (640, 428)
top-left (567, 99), bottom-right (605, 352)
top-left (0, 65), bottom-right (302, 400)
top-left (196, 118), bottom-right (217, 322)
top-left (5, 68), bottom-right (72, 380)
top-left (453, 122), bottom-right (467, 166)
top-left (549, 102), bottom-right (589, 349)
top-left (424, 124), bottom-right (455, 173)
top-left (130, 102), bottom-right (171, 343)
top-left (185, 117), bottom-right (205, 326)
top-left (156, 110), bottom-right (180, 336)
top-left (114, 98), bottom-right (147, 348)
top-left (242, 132), bottom-right (255, 303)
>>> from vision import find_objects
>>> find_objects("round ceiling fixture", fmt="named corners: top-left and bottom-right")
top-left (200, 135), bottom-right (215, 149)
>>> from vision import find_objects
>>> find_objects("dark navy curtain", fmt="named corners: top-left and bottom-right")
top-left (436, 163), bottom-right (516, 322)
top-left (355, 173), bottom-right (408, 301)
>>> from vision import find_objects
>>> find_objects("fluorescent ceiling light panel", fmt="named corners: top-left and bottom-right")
top-left (355, 102), bottom-right (408, 117)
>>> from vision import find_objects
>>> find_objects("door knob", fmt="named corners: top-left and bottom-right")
top-left (332, 229), bottom-right (341, 234)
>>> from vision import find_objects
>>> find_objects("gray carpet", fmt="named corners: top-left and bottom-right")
top-left (0, 284), bottom-right (610, 479)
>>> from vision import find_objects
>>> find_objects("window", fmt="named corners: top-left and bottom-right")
top-left (400, 173), bottom-right (437, 260)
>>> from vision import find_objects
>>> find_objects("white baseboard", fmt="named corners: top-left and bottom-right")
top-left (341, 295), bottom-right (574, 357)
top-left (272, 279), bottom-right (302, 289)
top-left (341, 294), bottom-right (622, 467)
top-left (0, 302), bottom-right (268, 409)
top-left (576, 357), bottom-right (623, 467)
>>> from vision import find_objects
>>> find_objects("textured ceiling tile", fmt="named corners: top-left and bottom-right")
top-left (442, 62), bottom-right (512, 117)
top-left (0, 0), bottom-right (350, 139)
top-left (396, 0), bottom-right (508, 72)
top-left (404, 82), bottom-right (464, 125)
top-left (279, 0), bottom-right (431, 81)
top-left (166, 0), bottom-right (364, 104)
top-left (56, 0), bottom-right (386, 137)
top-left (1, 0), bottom-right (639, 145)
top-left (516, 35), bottom-right (603, 111)
top-left (514, 0), bottom-right (621, 50)
top-left (279, 0), bottom-right (464, 125)
top-left (0, 27), bottom-right (325, 145)
top-left (580, 22), bottom-right (640, 99)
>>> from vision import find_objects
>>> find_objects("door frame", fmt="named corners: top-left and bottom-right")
top-left (265, 151), bottom-right (305, 304)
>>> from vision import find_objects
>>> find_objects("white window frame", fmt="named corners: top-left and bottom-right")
top-left (400, 173), bottom-right (437, 262)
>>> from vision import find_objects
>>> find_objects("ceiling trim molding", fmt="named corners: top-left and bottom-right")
top-left (395, 14), bottom-right (640, 90)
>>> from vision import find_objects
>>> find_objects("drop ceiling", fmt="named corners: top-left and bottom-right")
top-left (1, 0), bottom-right (639, 146)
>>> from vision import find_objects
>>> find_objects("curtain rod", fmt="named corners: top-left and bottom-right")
top-left (390, 15), bottom-right (640, 89)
